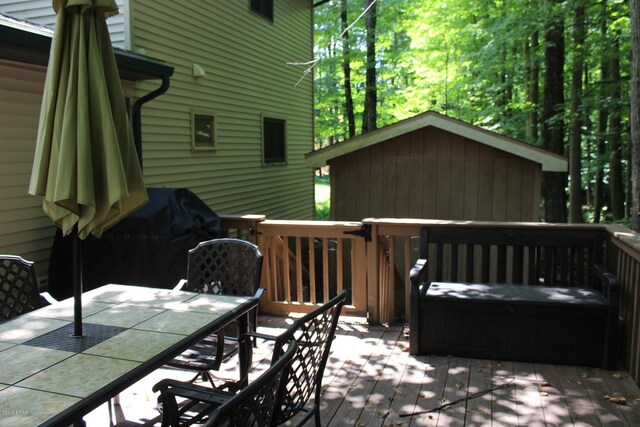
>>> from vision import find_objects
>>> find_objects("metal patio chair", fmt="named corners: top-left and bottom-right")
top-left (0, 255), bottom-right (56, 322)
top-left (154, 338), bottom-right (297, 427)
top-left (240, 290), bottom-right (348, 427)
top-left (167, 238), bottom-right (264, 387)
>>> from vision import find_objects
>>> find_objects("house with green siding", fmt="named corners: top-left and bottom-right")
top-left (0, 0), bottom-right (315, 282)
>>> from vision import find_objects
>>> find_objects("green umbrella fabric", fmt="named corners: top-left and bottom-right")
top-left (29, 0), bottom-right (147, 240)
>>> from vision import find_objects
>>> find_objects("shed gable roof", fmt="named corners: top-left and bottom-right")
top-left (305, 111), bottom-right (568, 172)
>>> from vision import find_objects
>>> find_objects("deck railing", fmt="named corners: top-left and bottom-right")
top-left (219, 215), bottom-right (640, 384)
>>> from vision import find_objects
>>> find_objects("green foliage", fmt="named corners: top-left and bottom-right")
top-left (315, 177), bottom-right (331, 220)
top-left (313, 0), bottom-right (634, 223)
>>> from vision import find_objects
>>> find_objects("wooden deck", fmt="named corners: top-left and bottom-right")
top-left (83, 315), bottom-right (640, 426)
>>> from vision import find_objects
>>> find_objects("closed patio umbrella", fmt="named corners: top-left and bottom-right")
top-left (29, 0), bottom-right (147, 336)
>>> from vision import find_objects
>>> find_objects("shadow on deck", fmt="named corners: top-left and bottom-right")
top-left (83, 315), bottom-right (640, 427)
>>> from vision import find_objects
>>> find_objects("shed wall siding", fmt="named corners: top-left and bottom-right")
top-left (0, 0), bottom-right (129, 48)
top-left (0, 60), bottom-right (53, 280)
top-left (130, 0), bottom-right (314, 219)
top-left (330, 127), bottom-right (542, 222)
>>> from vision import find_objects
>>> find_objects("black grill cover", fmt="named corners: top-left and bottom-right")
top-left (48, 188), bottom-right (222, 299)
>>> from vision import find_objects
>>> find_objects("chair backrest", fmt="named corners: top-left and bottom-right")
top-left (184, 238), bottom-right (263, 296)
top-left (0, 255), bottom-right (48, 321)
top-left (272, 290), bottom-right (348, 423)
top-left (204, 340), bottom-right (297, 427)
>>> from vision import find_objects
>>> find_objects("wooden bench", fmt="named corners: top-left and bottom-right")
top-left (409, 226), bottom-right (620, 370)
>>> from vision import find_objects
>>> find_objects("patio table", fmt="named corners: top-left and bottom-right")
top-left (0, 283), bottom-right (258, 426)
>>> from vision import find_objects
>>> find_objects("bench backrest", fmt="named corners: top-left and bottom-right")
top-left (419, 227), bottom-right (606, 288)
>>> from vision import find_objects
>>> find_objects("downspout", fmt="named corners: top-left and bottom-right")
top-left (132, 75), bottom-right (171, 170)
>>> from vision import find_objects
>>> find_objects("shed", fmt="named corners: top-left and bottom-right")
top-left (305, 111), bottom-right (568, 222)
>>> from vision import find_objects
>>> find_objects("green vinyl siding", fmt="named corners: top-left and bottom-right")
top-left (131, 0), bottom-right (314, 219)
top-left (0, 60), bottom-right (54, 281)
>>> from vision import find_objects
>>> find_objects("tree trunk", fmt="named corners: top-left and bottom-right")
top-left (525, 31), bottom-right (540, 144)
top-left (631, 0), bottom-right (640, 231)
top-left (609, 34), bottom-right (625, 220)
top-left (594, 0), bottom-right (608, 223)
top-left (569, 0), bottom-right (585, 223)
top-left (541, 0), bottom-right (567, 222)
top-left (340, 0), bottom-right (355, 138)
top-left (362, 0), bottom-right (378, 133)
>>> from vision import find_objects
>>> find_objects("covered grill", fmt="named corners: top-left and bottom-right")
top-left (48, 188), bottom-right (222, 299)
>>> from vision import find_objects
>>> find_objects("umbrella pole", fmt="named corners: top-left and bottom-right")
top-left (72, 229), bottom-right (84, 337)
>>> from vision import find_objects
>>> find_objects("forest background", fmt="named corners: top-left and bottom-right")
top-left (312, 0), bottom-right (640, 230)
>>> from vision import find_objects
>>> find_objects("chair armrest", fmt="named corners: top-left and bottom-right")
top-left (173, 279), bottom-right (187, 291)
top-left (39, 292), bottom-right (58, 305)
top-left (153, 378), bottom-right (233, 404)
top-left (244, 331), bottom-right (276, 341)
top-left (153, 377), bottom-right (235, 423)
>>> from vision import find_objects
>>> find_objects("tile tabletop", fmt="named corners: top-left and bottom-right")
top-left (0, 284), bottom-right (256, 426)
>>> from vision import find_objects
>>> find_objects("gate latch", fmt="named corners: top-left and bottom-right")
top-left (343, 224), bottom-right (372, 242)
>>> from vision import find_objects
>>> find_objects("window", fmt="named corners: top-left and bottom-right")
top-left (191, 112), bottom-right (215, 151)
top-left (250, 0), bottom-right (273, 22)
top-left (262, 117), bottom-right (286, 164)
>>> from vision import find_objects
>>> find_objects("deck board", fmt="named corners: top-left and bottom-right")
top-left (82, 315), bottom-right (640, 426)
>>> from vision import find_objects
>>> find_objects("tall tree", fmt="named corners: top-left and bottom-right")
top-left (631, 0), bottom-right (640, 230)
top-left (341, 0), bottom-right (356, 138)
top-left (593, 0), bottom-right (610, 223)
top-left (569, 0), bottom-right (586, 223)
top-left (541, 0), bottom-right (567, 222)
top-left (608, 32), bottom-right (625, 220)
top-left (525, 29), bottom-right (540, 144)
top-left (362, 0), bottom-right (378, 133)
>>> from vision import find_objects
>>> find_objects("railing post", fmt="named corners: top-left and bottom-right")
top-left (365, 222), bottom-right (380, 323)
top-left (219, 214), bottom-right (265, 243)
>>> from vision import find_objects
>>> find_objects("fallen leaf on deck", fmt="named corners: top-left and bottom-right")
top-left (393, 386), bottom-right (403, 393)
top-left (419, 392), bottom-right (426, 398)
top-left (580, 372), bottom-right (589, 378)
top-left (540, 391), bottom-right (549, 397)
top-left (476, 405), bottom-right (487, 413)
top-left (539, 381), bottom-right (551, 387)
top-left (428, 415), bottom-right (434, 419)
top-left (455, 383), bottom-right (461, 390)
top-left (612, 373), bottom-right (623, 379)
top-left (379, 409), bottom-right (390, 418)
top-left (605, 395), bottom-right (626, 405)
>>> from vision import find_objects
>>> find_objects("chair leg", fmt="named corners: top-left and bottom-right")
top-left (314, 406), bottom-right (321, 427)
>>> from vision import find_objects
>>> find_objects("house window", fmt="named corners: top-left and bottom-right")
top-left (191, 112), bottom-right (215, 151)
top-left (250, 0), bottom-right (273, 22)
top-left (262, 117), bottom-right (286, 164)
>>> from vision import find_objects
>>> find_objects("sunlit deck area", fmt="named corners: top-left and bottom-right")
top-left (83, 314), bottom-right (640, 427)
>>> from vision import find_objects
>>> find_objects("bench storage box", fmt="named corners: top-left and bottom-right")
top-left (409, 227), bottom-right (620, 370)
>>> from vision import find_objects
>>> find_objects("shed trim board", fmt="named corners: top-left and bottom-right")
top-left (305, 110), bottom-right (568, 172)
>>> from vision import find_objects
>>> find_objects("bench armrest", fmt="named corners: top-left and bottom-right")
top-left (409, 258), bottom-right (427, 355)
top-left (593, 263), bottom-right (621, 370)
top-left (409, 259), bottom-right (427, 294)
